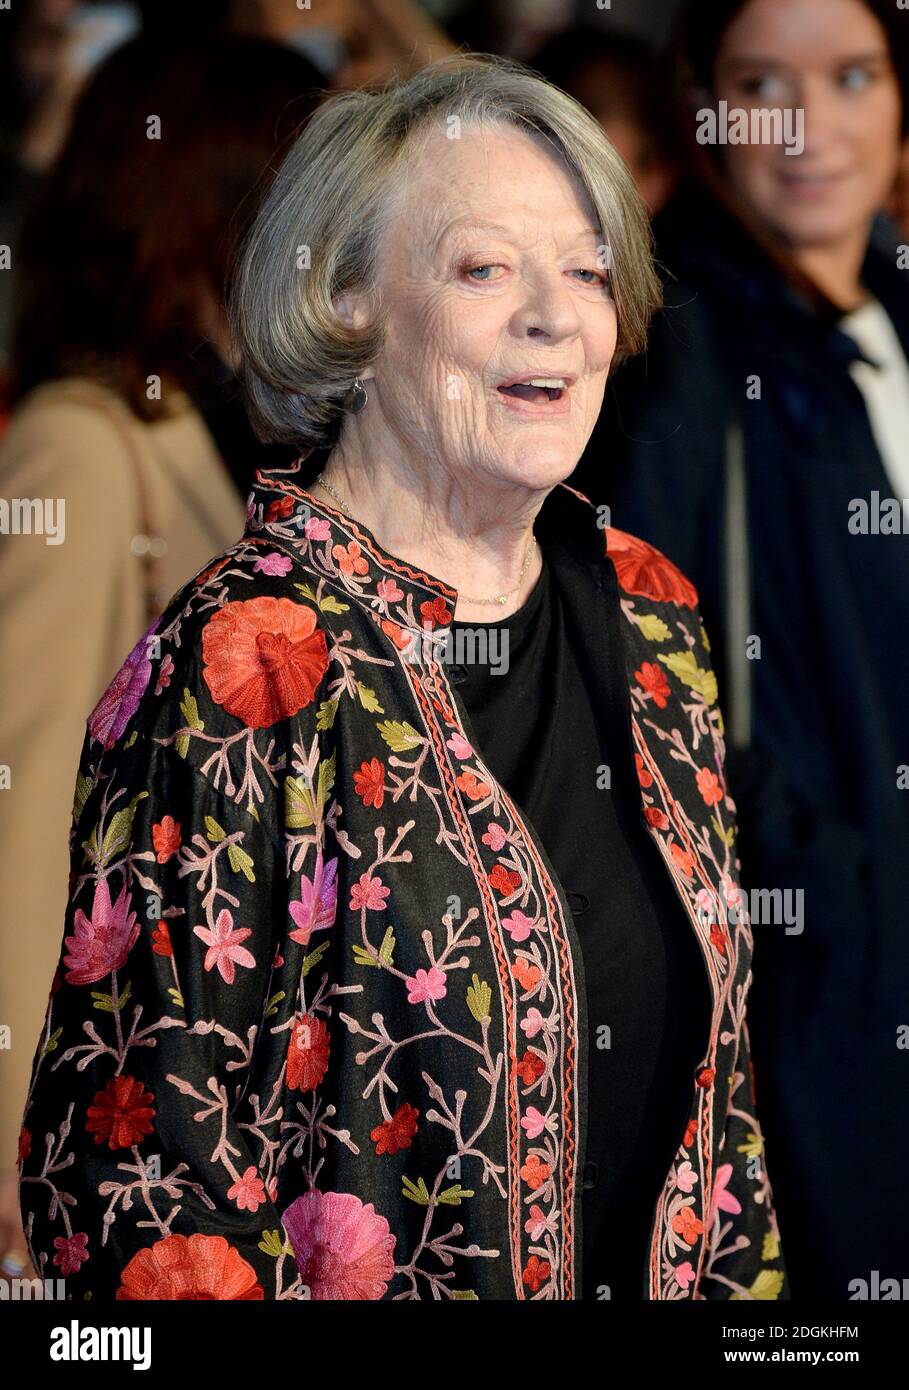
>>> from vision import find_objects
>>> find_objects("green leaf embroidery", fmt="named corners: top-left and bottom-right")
top-left (352, 925), bottom-right (395, 968)
top-left (124, 730), bottom-right (138, 748)
top-left (450, 1289), bottom-right (479, 1300)
top-left (293, 582), bottom-right (318, 604)
top-left (318, 593), bottom-right (350, 615)
top-left (658, 650), bottom-right (718, 706)
top-left (356, 682), bottom-right (385, 714)
top-left (264, 990), bottom-right (286, 1018)
top-left (258, 1229), bottom-right (288, 1258)
top-left (376, 719), bottom-right (422, 752)
top-left (637, 613), bottom-right (672, 643)
top-left (285, 775), bottom-right (317, 829)
top-left (99, 792), bottom-right (149, 864)
top-left (710, 815), bottom-right (735, 847)
top-left (73, 772), bottom-right (94, 825)
top-left (167, 987), bottom-right (184, 1010)
top-left (466, 973), bottom-right (491, 1022)
top-left (41, 1027), bottom-right (62, 1057)
top-left (316, 698), bottom-right (339, 731)
top-left (205, 816), bottom-right (227, 843)
top-left (91, 980), bottom-right (132, 1013)
top-left (316, 750), bottom-right (336, 814)
top-left (301, 940), bottom-right (331, 977)
top-left (437, 1184), bottom-right (474, 1205)
top-left (227, 843), bottom-right (255, 882)
top-left (176, 687), bottom-right (204, 759)
top-left (402, 1175), bottom-right (431, 1205)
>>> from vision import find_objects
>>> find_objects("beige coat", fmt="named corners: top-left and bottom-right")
top-left (0, 377), bottom-right (245, 1173)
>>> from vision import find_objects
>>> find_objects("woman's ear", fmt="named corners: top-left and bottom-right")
top-left (332, 288), bottom-right (377, 381)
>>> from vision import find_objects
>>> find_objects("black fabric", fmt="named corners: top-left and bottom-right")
top-left (577, 183), bottom-right (909, 1296)
top-left (448, 544), bottom-right (711, 1300)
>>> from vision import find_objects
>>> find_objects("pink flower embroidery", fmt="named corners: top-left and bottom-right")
top-left (349, 874), bottom-right (390, 912)
top-left (228, 1166), bottom-right (267, 1213)
top-left (406, 966), bottom-right (447, 1004)
top-left (63, 877), bottom-right (140, 985)
top-left (676, 1160), bottom-right (698, 1193)
top-left (289, 857), bottom-right (338, 945)
top-left (520, 1007), bottom-right (546, 1038)
top-left (447, 732), bottom-right (473, 760)
top-left (674, 1260), bottom-right (696, 1290)
top-left (521, 1107), bottom-right (547, 1140)
top-left (281, 1190), bottom-right (396, 1300)
top-left (709, 1162), bottom-right (742, 1224)
top-left (193, 909), bottom-right (256, 984)
top-left (253, 551), bottom-right (293, 576)
top-left (377, 576), bottom-right (404, 603)
top-left (502, 909), bottom-right (534, 942)
top-left (304, 517), bottom-right (331, 542)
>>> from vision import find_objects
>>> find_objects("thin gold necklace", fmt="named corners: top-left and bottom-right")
top-left (314, 472), bottom-right (539, 607)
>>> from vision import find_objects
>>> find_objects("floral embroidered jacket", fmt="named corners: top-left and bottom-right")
top-left (18, 461), bottom-right (788, 1301)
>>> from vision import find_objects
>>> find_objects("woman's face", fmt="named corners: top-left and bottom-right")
top-left (351, 125), bottom-right (618, 496)
top-left (712, 0), bottom-right (903, 251)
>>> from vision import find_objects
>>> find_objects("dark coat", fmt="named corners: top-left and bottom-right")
top-left (579, 184), bottom-right (909, 1297)
top-left (18, 461), bottom-right (788, 1300)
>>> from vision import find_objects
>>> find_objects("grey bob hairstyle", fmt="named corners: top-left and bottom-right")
top-left (229, 51), bottom-right (662, 452)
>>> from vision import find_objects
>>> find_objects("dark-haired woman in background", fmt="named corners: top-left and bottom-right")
top-left (0, 30), bottom-right (323, 1279)
top-left (578, 0), bottom-right (909, 1297)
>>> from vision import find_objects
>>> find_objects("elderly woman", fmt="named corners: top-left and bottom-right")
top-left (17, 55), bottom-right (787, 1302)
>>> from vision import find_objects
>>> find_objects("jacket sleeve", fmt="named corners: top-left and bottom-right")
top-left (699, 1011), bottom-right (790, 1300)
top-left (17, 727), bottom-right (304, 1301)
top-left (0, 403), bottom-right (146, 1178)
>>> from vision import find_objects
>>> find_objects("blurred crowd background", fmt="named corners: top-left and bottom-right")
top-left (1, 0), bottom-right (907, 1300)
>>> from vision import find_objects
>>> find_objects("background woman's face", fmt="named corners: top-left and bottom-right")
top-left (363, 125), bottom-right (618, 494)
top-left (712, 0), bottom-right (903, 251)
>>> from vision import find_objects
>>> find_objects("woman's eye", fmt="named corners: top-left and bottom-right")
top-left (464, 264), bottom-right (503, 282)
top-left (740, 74), bottom-right (785, 100)
top-left (840, 65), bottom-right (873, 91)
top-left (572, 268), bottom-right (608, 287)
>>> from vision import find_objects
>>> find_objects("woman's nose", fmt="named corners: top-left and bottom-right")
top-left (513, 268), bottom-right (582, 341)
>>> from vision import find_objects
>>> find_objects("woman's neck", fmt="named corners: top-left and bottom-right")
top-left (790, 226), bottom-right (872, 313)
top-left (314, 445), bottom-right (546, 623)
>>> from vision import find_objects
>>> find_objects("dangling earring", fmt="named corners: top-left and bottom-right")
top-left (347, 376), bottom-right (368, 413)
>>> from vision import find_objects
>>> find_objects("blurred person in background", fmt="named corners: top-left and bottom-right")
top-left (578, 0), bottom-right (909, 1297)
top-left (529, 27), bottom-right (679, 216)
top-left (0, 30), bottom-right (323, 1281)
top-left (229, 0), bottom-right (458, 89)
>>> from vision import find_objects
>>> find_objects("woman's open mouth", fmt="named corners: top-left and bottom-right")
top-left (496, 374), bottom-right (573, 415)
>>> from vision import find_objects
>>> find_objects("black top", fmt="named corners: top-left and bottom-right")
top-left (448, 543), bottom-right (711, 1300)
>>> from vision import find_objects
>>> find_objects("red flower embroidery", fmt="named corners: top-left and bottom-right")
top-left (371, 1102), bottom-right (420, 1156)
top-left (672, 1205), bottom-right (705, 1243)
top-left (489, 864), bottom-right (521, 896)
top-left (456, 769), bottom-right (491, 801)
top-left (696, 768), bottom-right (724, 806)
top-left (287, 1013), bottom-right (330, 1091)
top-left (635, 752), bottom-right (653, 788)
top-left (635, 660), bottom-right (671, 708)
top-left (607, 527), bottom-right (698, 607)
top-left (353, 757), bottom-right (385, 809)
top-left (644, 806), bottom-right (670, 830)
top-left (419, 596), bottom-right (452, 628)
top-left (152, 815), bottom-right (181, 863)
top-left (670, 842), bottom-right (696, 877)
top-left (516, 1049), bottom-right (546, 1085)
top-left (202, 596), bottom-right (329, 728)
top-left (86, 1075), bottom-right (156, 1149)
top-left (520, 1153), bottom-right (551, 1191)
top-left (522, 1254), bottom-right (552, 1292)
top-left (333, 540), bottom-right (369, 576)
top-left (151, 921), bottom-right (172, 957)
top-left (116, 1233), bottom-right (264, 1300)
